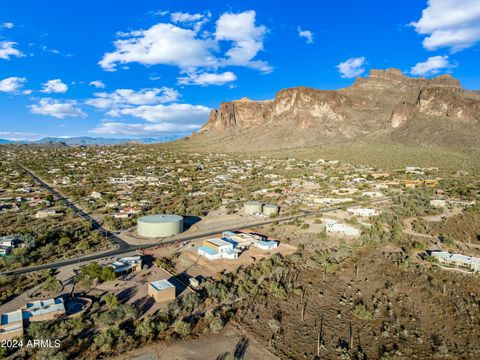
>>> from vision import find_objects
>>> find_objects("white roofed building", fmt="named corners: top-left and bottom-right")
top-left (347, 208), bottom-right (380, 217)
top-left (430, 251), bottom-right (480, 272)
top-left (324, 219), bottom-right (360, 236)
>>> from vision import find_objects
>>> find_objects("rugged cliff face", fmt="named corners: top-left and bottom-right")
top-left (204, 97), bottom-right (271, 132)
top-left (195, 68), bottom-right (480, 149)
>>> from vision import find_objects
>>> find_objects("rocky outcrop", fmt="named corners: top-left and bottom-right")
top-left (197, 69), bottom-right (480, 148)
top-left (203, 99), bottom-right (270, 132)
top-left (416, 87), bottom-right (480, 122)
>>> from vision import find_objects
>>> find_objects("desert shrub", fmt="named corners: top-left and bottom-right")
top-left (351, 303), bottom-right (373, 320)
top-left (77, 262), bottom-right (116, 285)
top-left (209, 315), bottom-right (224, 334)
top-left (43, 275), bottom-right (61, 292)
top-left (439, 234), bottom-right (454, 247)
top-left (135, 318), bottom-right (156, 340)
top-left (174, 321), bottom-right (191, 338)
top-left (102, 293), bottom-right (120, 309)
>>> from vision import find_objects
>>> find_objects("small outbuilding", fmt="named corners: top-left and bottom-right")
top-left (148, 279), bottom-right (176, 303)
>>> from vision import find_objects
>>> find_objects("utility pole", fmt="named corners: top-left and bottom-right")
top-left (349, 321), bottom-right (353, 351)
top-left (317, 313), bottom-right (324, 357)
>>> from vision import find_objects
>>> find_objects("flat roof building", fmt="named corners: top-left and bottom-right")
top-left (203, 238), bottom-right (235, 252)
top-left (0, 235), bottom-right (20, 247)
top-left (0, 245), bottom-right (11, 256)
top-left (148, 279), bottom-right (176, 303)
top-left (108, 256), bottom-right (142, 274)
top-left (198, 238), bottom-right (239, 260)
top-left (430, 251), bottom-right (480, 272)
top-left (324, 219), bottom-right (360, 237)
top-left (198, 246), bottom-right (222, 260)
top-left (347, 208), bottom-right (380, 217)
top-left (0, 310), bottom-right (23, 341)
top-left (223, 231), bottom-right (263, 249)
top-left (0, 297), bottom-right (65, 341)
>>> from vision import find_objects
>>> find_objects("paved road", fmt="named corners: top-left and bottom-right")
top-left (19, 165), bottom-right (130, 250)
top-left (5, 165), bottom-right (392, 277)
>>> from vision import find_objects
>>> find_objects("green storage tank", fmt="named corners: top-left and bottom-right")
top-left (244, 201), bottom-right (264, 215)
top-left (263, 204), bottom-right (279, 216)
top-left (137, 214), bottom-right (183, 238)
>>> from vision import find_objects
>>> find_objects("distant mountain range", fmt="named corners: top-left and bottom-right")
top-left (0, 135), bottom-right (186, 146)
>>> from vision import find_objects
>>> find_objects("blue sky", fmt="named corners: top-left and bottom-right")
top-left (0, 0), bottom-right (479, 140)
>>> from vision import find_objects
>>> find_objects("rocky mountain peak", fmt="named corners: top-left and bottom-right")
top-left (352, 68), bottom-right (462, 91)
top-left (196, 69), bottom-right (479, 149)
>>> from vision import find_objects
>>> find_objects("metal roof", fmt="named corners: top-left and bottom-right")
top-left (206, 238), bottom-right (233, 248)
top-left (198, 246), bottom-right (219, 256)
top-left (150, 279), bottom-right (174, 291)
top-left (1, 310), bottom-right (22, 325)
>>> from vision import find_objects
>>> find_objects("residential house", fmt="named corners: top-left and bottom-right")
top-left (347, 208), bottom-right (380, 217)
top-left (324, 219), bottom-right (360, 236)
top-left (430, 251), bottom-right (480, 272)
top-left (0, 298), bottom-right (65, 341)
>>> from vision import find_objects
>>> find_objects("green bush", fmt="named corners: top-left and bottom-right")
top-left (174, 321), bottom-right (191, 338)
top-left (351, 303), bottom-right (373, 320)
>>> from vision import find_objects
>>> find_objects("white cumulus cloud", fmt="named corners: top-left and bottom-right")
top-left (336, 57), bottom-right (366, 78)
top-left (106, 103), bottom-right (211, 123)
top-left (297, 27), bottom-right (314, 44)
top-left (89, 80), bottom-right (105, 89)
top-left (171, 11), bottom-right (211, 32)
top-left (99, 10), bottom-right (271, 76)
top-left (0, 77), bottom-right (27, 93)
top-left (86, 87), bottom-right (179, 109)
top-left (29, 98), bottom-right (86, 119)
top-left (171, 12), bottom-right (206, 23)
top-left (410, 55), bottom-right (455, 76)
top-left (2, 22), bottom-right (14, 29)
top-left (178, 71), bottom-right (237, 86)
top-left (91, 101), bottom-right (211, 136)
top-left (215, 10), bottom-right (271, 73)
top-left (411, 0), bottom-right (480, 52)
top-left (99, 23), bottom-right (217, 72)
top-left (41, 79), bottom-right (68, 93)
top-left (0, 41), bottom-right (23, 60)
